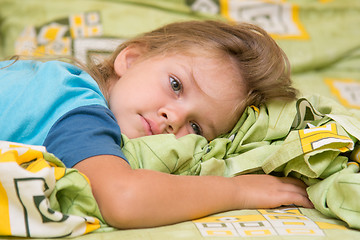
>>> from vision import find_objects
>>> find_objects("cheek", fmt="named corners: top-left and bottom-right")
top-left (108, 86), bottom-right (128, 115)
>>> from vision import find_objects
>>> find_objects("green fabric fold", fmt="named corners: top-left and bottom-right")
top-left (121, 94), bottom-right (360, 229)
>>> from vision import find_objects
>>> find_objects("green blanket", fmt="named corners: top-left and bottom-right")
top-left (122, 94), bottom-right (360, 229)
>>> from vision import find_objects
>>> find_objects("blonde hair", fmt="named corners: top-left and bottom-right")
top-left (87, 20), bottom-right (297, 107)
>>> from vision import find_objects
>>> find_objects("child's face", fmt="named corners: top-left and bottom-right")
top-left (108, 49), bottom-right (245, 141)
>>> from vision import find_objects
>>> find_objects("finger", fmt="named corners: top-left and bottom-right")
top-left (277, 179), bottom-right (309, 198)
top-left (279, 176), bottom-right (308, 188)
top-left (278, 191), bottom-right (314, 209)
top-left (289, 193), bottom-right (314, 209)
top-left (284, 185), bottom-right (308, 199)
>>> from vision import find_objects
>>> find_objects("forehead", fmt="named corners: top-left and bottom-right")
top-left (190, 55), bottom-right (244, 99)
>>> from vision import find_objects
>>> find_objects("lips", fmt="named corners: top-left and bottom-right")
top-left (140, 115), bottom-right (161, 136)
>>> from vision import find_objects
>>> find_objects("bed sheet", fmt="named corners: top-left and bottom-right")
top-left (0, 139), bottom-right (359, 240)
top-left (3, 209), bottom-right (360, 240)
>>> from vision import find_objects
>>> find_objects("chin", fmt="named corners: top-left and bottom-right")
top-left (125, 132), bottom-right (143, 139)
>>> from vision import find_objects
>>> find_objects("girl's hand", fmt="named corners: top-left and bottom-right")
top-left (232, 174), bottom-right (314, 209)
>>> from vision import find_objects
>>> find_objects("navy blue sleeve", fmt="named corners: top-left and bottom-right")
top-left (43, 105), bottom-right (128, 168)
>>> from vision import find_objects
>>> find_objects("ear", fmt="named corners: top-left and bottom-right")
top-left (113, 45), bottom-right (143, 77)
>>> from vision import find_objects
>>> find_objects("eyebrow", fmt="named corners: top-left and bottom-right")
top-left (181, 62), bottom-right (197, 88)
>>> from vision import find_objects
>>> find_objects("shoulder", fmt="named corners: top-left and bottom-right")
top-left (0, 59), bottom-right (108, 145)
top-left (0, 59), bottom-right (72, 72)
top-left (1, 59), bottom-right (90, 80)
top-left (44, 105), bottom-right (126, 168)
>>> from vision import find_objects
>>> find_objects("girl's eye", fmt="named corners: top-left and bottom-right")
top-left (190, 122), bottom-right (202, 135)
top-left (170, 76), bottom-right (182, 94)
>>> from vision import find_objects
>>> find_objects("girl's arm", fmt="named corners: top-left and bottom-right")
top-left (74, 155), bottom-right (313, 229)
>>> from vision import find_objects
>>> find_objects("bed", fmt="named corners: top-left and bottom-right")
top-left (1, 0), bottom-right (360, 239)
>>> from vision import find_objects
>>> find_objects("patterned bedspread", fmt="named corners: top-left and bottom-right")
top-left (0, 142), bottom-right (107, 238)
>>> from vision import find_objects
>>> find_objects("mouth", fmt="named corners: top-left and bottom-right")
top-left (140, 115), bottom-right (153, 136)
top-left (140, 115), bottom-right (162, 136)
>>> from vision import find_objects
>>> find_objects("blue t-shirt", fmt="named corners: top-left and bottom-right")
top-left (0, 60), bottom-right (126, 167)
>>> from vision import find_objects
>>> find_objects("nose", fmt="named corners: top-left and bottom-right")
top-left (159, 107), bottom-right (187, 135)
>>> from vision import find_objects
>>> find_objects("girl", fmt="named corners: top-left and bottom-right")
top-left (0, 20), bottom-right (313, 229)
